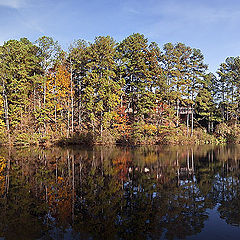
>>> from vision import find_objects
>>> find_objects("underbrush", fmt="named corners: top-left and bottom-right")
top-left (4, 122), bottom-right (240, 147)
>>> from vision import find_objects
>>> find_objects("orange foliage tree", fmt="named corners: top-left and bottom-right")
top-left (47, 176), bottom-right (73, 227)
top-left (46, 64), bottom-right (72, 136)
top-left (113, 105), bottom-right (131, 142)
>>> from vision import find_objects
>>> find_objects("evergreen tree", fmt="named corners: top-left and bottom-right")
top-left (117, 33), bottom-right (156, 122)
top-left (83, 36), bottom-right (122, 139)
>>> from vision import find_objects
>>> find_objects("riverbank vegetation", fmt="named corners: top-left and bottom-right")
top-left (0, 34), bottom-right (239, 146)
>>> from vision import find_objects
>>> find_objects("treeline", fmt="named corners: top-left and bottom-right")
top-left (0, 33), bottom-right (239, 145)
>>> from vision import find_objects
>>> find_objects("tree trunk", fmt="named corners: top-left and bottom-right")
top-left (226, 107), bottom-right (229, 121)
top-left (191, 105), bottom-right (194, 136)
top-left (92, 119), bottom-right (95, 138)
top-left (70, 63), bottom-right (74, 134)
top-left (67, 106), bottom-right (70, 138)
top-left (191, 148), bottom-right (194, 173)
top-left (187, 106), bottom-right (189, 137)
top-left (78, 76), bottom-right (82, 131)
top-left (60, 110), bottom-right (63, 135)
top-left (33, 80), bottom-right (36, 112)
top-left (43, 79), bottom-right (47, 136)
top-left (176, 99), bottom-right (180, 127)
top-left (55, 105), bottom-right (57, 130)
top-left (54, 75), bottom-right (57, 131)
top-left (100, 111), bottom-right (103, 138)
top-left (2, 79), bottom-right (10, 143)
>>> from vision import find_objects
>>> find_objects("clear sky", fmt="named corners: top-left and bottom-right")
top-left (0, 0), bottom-right (240, 73)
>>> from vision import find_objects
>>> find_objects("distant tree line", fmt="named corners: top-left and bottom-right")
top-left (0, 34), bottom-right (239, 145)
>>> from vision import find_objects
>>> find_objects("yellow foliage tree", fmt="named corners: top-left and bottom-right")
top-left (0, 95), bottom-right (6, 140)
top-left (0, 156), bottom-right (6, 196)
top-left (46, 64), bottom-right (72, 136)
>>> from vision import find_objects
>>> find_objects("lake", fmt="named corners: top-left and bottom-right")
top-left (1, 145), bottom-right (240, 239)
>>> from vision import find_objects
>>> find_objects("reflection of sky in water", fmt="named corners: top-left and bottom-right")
top-left (187, 206), bottom-right (240, 240)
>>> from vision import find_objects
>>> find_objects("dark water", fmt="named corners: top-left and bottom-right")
top-left (1, 145), bottom-right (240, 239)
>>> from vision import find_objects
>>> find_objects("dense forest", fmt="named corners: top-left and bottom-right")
top-left (0, 33), bottom-right (239, 146)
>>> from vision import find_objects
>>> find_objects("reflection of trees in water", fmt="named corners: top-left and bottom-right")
top-left (1, 145), bottom-right (240, 239)
top-left (209, 158), bottom-right (240, 227)
top-left (0, 161), bottom-right (48, 240)
top-left (196, 145), bottom-right (240, 227)
top-left (214, 174), bottom-right (240, 226)
top-left (155, 181), bottom-right (208, 239)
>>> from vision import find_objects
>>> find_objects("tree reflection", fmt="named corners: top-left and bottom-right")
top-left (1, 145), bottom-right (240, 239)
top-left (0, 161), bottom-right (48, 240)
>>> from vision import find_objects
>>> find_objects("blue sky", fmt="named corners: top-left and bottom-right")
top-left (0, 0), bottom-right (240, 73)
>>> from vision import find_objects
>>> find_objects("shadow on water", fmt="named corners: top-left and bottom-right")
top-left (1, 145), bottom-right (240, 239)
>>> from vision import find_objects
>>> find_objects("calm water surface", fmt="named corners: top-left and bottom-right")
top-left (1, 145), bottom-right (240, 239)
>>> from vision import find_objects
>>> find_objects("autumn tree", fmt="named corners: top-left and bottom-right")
top-left (35, 36), bottom-right (61, 137)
